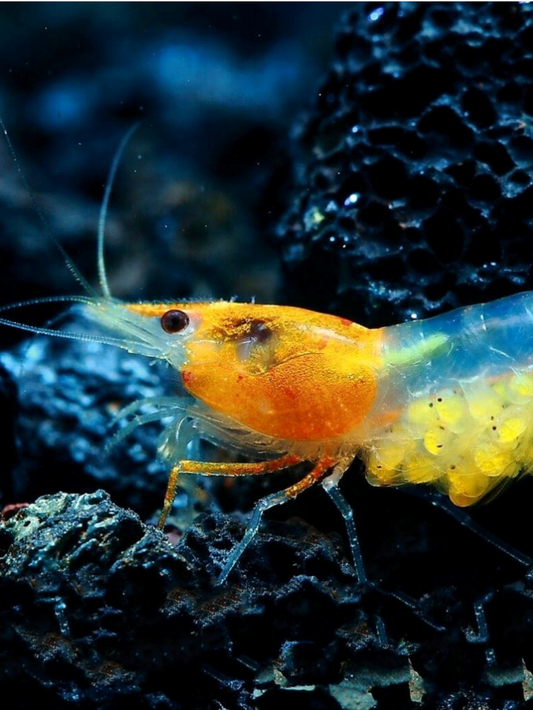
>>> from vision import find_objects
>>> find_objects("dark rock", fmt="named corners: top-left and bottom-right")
top-left (276, 2), bottom-right (533, 327)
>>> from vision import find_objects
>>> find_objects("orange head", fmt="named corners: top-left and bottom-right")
top-left (85, 299), bottom-right (382, 442)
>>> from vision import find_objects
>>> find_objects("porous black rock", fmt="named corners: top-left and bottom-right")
top-left (0, 490), bottom-right (413, 710)
top-left (3, 485), bottom-right (533, 709)
top-left (277, 2), bottom-right (533, 326)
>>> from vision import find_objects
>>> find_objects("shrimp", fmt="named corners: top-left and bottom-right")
top-left (86, 291), bottom-right (533, 583)
top-left (2, 125), bottom-right (533, 585)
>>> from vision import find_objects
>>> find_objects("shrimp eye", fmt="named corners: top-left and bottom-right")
top-left (161, 309), bottom-right (190, 334)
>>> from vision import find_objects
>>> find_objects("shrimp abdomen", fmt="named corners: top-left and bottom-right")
top-left (366, 292), bottom-right (533, 506)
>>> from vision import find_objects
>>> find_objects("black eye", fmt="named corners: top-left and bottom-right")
top-left (161, 310), bottom-right (190, 334)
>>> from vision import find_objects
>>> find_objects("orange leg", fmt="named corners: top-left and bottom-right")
top-left (157, 454), bottom-right (302, 529)
top-left (217, 456), bottom-right (334, 584)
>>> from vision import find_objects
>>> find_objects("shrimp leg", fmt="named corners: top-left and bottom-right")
top-left (321, 464), bottom-right (367, 585)
top-left (410, 488), bottom-right (533, 568)
top-left (157, 454), bottom-right (302, 529)
top-left (216, 457), bottom-right (334, 584)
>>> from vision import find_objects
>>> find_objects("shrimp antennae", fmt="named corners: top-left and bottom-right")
top-left (0, 117), bottom-right (97, 298)
top-left (97, 122), bottom-right (141, 298)
top-left (0, 295), bottom-right (137, 348)
top-left (0, 295), bottom-right (169, 357)
top-left (0, 314), bottom-right (136, 348)
top-left (0, 315), bottom-right (130, 347)
top-left (0, 295), bottom-right (96, 313)
top-left (0, 120), bottom-right (148, 352)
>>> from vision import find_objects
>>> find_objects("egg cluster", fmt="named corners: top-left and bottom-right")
top-left (365, 371), bottom-right (533, 506)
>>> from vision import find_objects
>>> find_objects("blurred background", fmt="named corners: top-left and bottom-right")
top-left (0, 2), bottom-right (344, 326)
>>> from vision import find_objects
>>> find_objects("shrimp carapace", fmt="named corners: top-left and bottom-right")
top-left (128, 301), bottom-right (382, 442)
top-left (80, 299), bottom-right (381, 439)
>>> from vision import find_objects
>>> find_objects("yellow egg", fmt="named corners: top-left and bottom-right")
top-left (473, 441), bottom-right (512, 477)
top-left (407, 397), bottom-right (437, 426)
top-left (507, 372), bottom-right (533, 403)
top-left (423, 426), bottom-right (449, 456)
top-left (467, 388), bottom-right (504, 421)
top-left (447, 468), bottom-right (490, 506)
top-left (402, 453), bottom-right (441, 483)
top-left (495, 416), bottom-right (527, 445)
top-left (434, 389), bottom-right (467, 426)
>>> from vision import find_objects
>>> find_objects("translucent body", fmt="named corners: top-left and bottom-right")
top-left (366, 291), bottom-right (533, 506)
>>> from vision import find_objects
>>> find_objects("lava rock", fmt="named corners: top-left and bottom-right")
top-left (277, 2), bottom-right (533, 326)
top-left (0, 490), bottom-right (411, 710)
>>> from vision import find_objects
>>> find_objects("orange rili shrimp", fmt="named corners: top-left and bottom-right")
top-left (2, 128), bottom-right (532, 583)
top-left (101, 293), bottom-right (533, 517)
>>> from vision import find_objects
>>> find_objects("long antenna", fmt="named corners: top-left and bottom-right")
top-left (97, 122), bottom-right (141, 299)
top-left (0, 117), bottom-right (97, 297)
top-left (0, 313), bottom-right (140, 349)
top-left (0, 295), bottom-right (154, 351)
